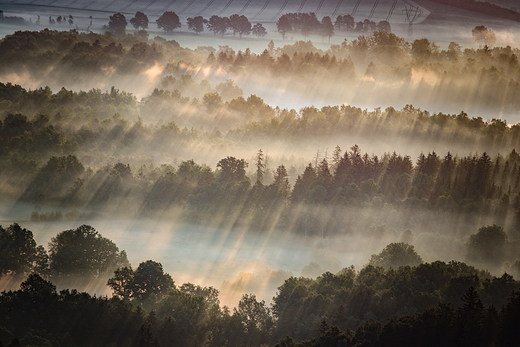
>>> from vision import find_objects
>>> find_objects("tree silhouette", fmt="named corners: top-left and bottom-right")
top-left (48, 225), bottom-right (129, 278)
top-left (252, 23), bottom-right (267, 38)
top-left (472, 25), bottom-right (496, 47)
top-left (131, 260), bottom-right (174, 303)
top-left (467, 224), bottom-right (507, 266)
top-left (130, 11), bottom-right (148, 30)
top-left (369, 242), bottom-right (423, 269)
top-left (277, 15), bottom-right (292, 40)
top-left (0, 223), bottom-right (38, 277)
top-left (108, 13), bottom-right (127, 34)
top-left (187, 16), bottom-right (205, 33)
top-left (156, 11), bottom-right (181, 32)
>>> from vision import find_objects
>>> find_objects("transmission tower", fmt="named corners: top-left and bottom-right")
top-left (403, 5), bottom-right (422, 39)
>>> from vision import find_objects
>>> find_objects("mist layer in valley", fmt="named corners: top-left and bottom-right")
top-left (0, 206), bottom-right (481, 308)
top-left (2, 0), bottom-right (520, 314)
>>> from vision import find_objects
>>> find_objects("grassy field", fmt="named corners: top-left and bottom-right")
top-left (0, 0), bottom-right (429, 24)
top-left (1, 0), bottom-right (520, 51)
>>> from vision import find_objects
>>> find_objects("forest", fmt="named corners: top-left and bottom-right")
top-left (1, 15), bottom-right (520, 347)
top-left (1, 222), bottom-right (520, 346)
top-left (3, 27), bottom-right (520, 116)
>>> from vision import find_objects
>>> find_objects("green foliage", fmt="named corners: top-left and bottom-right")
top-left (3, 31), bottom-right (520, 276)
top-left (108, 260), bottom-right (174, 307)
top-left (202, 91), bottom-right (223, 112)
top-left (0, 239), bottom-right (519, 347)
top-left (272, 261), bottom-right (517, 344)
top-left (320, 16), bottom-right (334, 41)
top-left (277, 284), bottom-right (515, 347)
top-left (276, 15), bottom-right (292, 40)
top-left (206, 15), bottom-right (231, 36)
top-left (3, 84), bottom-right (520, 242)
top-left (107, 266), bottom-right (134, 299)
top-left (179, 282), bottom-right (220, 306)
top-left (187, 16), bottom-right (205, 34)
top-left (132, 260), bottom-right (174, 303)
top-left (0, 223), bottom-right (38, 277)
top-left (369, 242), bottom-right (423, 269)
top-left (107, 13), bottom-right (127, 36)
top-left (0, 275), bottom-right (145, 347)
top-left (0, 30), bottom-right (198, 91)
top-left (156, 11), bottom-right (181, 32)
top-left (217, 156), bottom-right (248, 184)
top-left (467, 224), bottom-right (508, 266)
top-left (20, 273), bottom-right (56, 296)
top-left (130, 12), bottom-right (148, 30)
top-left (252, 23), bottom-right (267, 38)
top-left (48, 224), bottom-right (129, 278)
top-left (229, 14), bottom-right (251, 38)
top-left (235, 294), bottom-right (274, 345)
top-left (215, 79), bottom-right (243, 101)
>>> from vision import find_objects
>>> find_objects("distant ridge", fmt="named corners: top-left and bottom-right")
top-left (425, 0), bottom-right (520, 22)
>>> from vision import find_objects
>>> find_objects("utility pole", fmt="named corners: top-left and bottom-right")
top-left (403, 5), bottom-right (422, 40)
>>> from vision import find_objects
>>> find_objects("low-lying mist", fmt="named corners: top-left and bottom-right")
top-left (2, 27), bottom-right (520, 309)
top-left (2, 193), bottom-right (508, 308)
top-left (4, 29), bottom-right (520, 125)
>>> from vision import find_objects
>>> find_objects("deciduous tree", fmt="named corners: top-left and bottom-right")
top-left (277, 15), bottom-right (292, 40)
top-left (217, 156), bottom-right (248, 183)
top-left (320, 16), bottom-right (334, 42)
top-left (472, 25), bottom-right (496, 47)
top-left (206, 15), bottom-right (230, 36)
top-left (48, 225), bottom-right (129, 278)
top-left (130, 11), bottom-right (148, 30)
top-left (157, 11), bottom-right (181, 32)
top-left (0, 223), bottom-right (38, 277)
top-left (187, 16), bottom-right (205, 33)
top-left (467, 224), bottom-right (507, 266)
top-left (107, 266), bottom-right (134, 299)
top-left (108, 13), bottom-right (127, 34)
top-left (252, 23), bottom-right (267, 38)
top-left (369, 242), bottom-right (423, 269)
top-left (132, 260), bottom-right (174, 302)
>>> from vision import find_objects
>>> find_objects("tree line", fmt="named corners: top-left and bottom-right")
top-left (3, 141), bottom-right (520, 270)
top-left (1, 222), bottom-right (520, 346)
top-left (112, 10), bottom-right (390, 41)
top-left (107, 11), bottom-right (182, 35)
top-left (105, 10), bottom-right (268, 39)
top-left (276, 12), bottom-right (391, 41)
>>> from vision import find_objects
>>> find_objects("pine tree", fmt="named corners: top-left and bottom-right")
top-left (291, 164), bottom-right (316, 203)
top-left (316, 158), bottom-right (333, 191)
top-left (274, 165), bottom-right (291, 201)
top-left (333, 150), bottom-right (352, 188)
top-left (331, 145), bottom-right (342, 173)
top-left (255, 149), bottom-right (265, 184)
